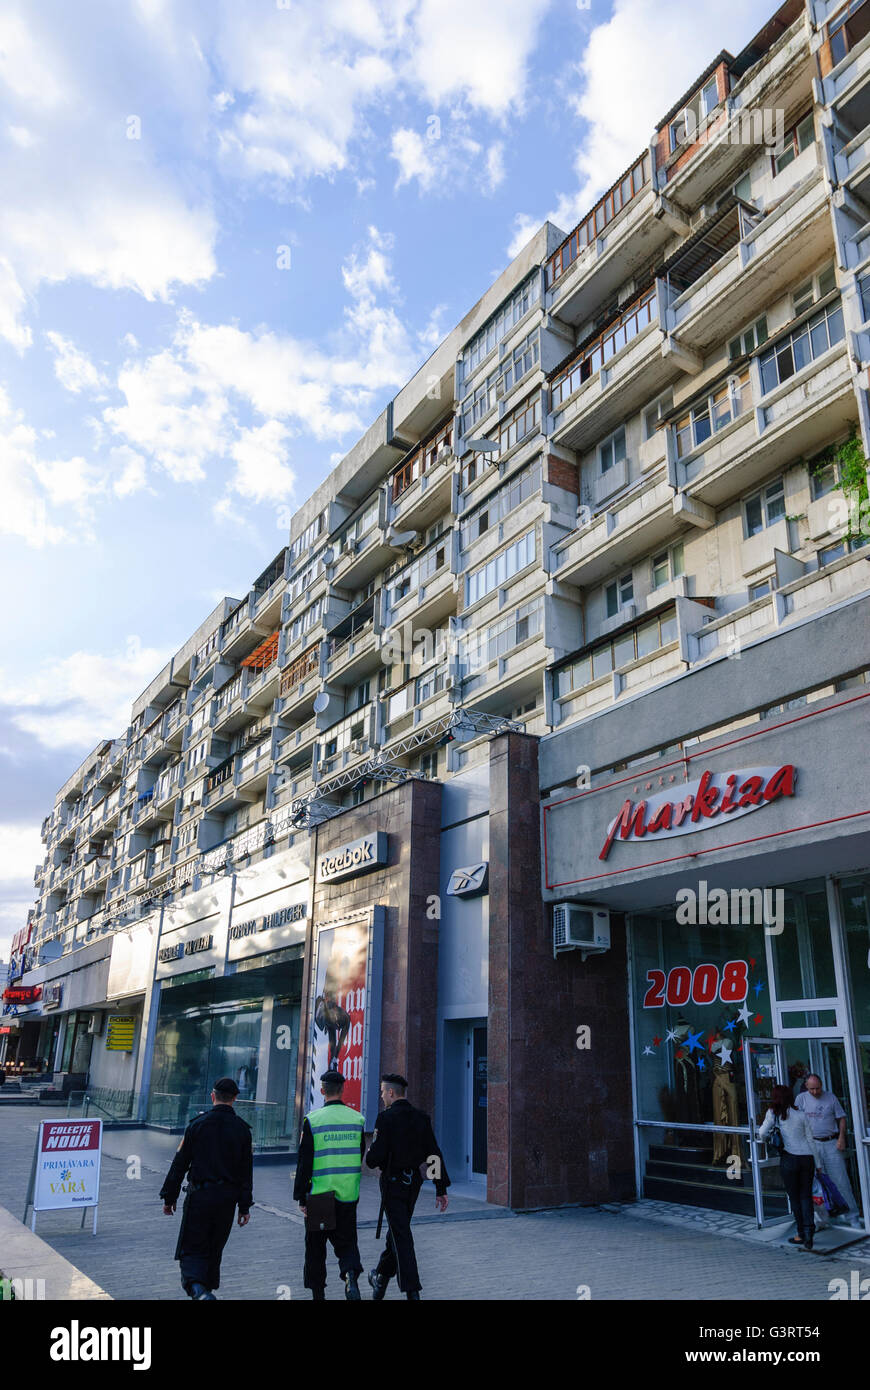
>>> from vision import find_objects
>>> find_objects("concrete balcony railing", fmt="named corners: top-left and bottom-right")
top-left (549, 474), bottom-right (675, 588)
top-left (323, 620), bottom-right (378, 686)
top-left (665, 173), bottom-right (831, 356)
top-left (330, 520), bottom-right (395, 592)
top-left (389, 447), bottom-right (455, 534)
top-left (555, 640), bottom-right (684, 724)
top-left (819, 23), bottom-right (870, 111)
top-left (549, 313), bottom-right (672, 454)
top-left (234, 738), bottom-right (274, 796)
top-left (547, 184), bottom-right (667, 330)
top-left (835, 124), bottom-right (870, 202)
top-left (781, 546), bottom-right (870, 621)
top-left (277, 714), bottom-right (320, 764)
top-left (385, 553), bottom-right (459, 634)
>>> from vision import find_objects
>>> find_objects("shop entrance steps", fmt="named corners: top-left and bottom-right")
top-left (643, 1142), bottom-right (791, 1217)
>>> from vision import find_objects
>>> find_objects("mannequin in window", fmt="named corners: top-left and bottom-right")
top-left (710, 1029), bottom-right (741, 1164)
top-left (672, 1019), bottom-right (704, 1134)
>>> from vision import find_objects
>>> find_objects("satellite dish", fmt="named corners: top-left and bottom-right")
top-left (321, 548), bottom-right (334, 565)
top-left (313, 691), bottom-right (330, 714)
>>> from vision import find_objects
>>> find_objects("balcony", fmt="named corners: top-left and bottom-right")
top-left (147, 841), bottom-right (173, 884)
top-left (384, 539), bottom-right (458, 634)
top-left (323, 612), bottom-right (379, 687)
top-left (663, 176), bottom-right (831, 356)
top-left (781, 545), bottom-right (870, 620)
top-left (154, 761), bottom-right (185, 811)
top-left (550, 474), bottom-right (676, 588)
top-left (819, 11), bottom-right (870, 130)
top-left (161, 698), bottom-right (188, 747)
top-left (330, 515), bottom-right (395, 593)
top-left (389, 426), bottom-right (456, 533)
top-left (277, 714), bottom-right (321, 765)
top-left (314, 702), bottom-right (379, 780)
top-left (212, 669), bottom-right (252, 735)
top-left (234, 737), bottom-right (275, 798)
top-left (277, 643), bottom-right (322, 722)
top-left (835, 124), bottom-right (870, 204)
top-left (549, 289), bottom-right (673, 452)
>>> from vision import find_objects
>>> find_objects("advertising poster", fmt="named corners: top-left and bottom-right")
top-left (33, 1119), bottom-right (102, 1211)
top-left (307, 919), bottom-right (369, 1115)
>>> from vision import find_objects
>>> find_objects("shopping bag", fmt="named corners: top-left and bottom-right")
top-left (816, 1170), bottom-right (848, 1216)
top-left (811, 1177), bottom-right (831, 1229)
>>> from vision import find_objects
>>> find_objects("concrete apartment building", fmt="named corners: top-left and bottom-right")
top-left (5, 0), bottom-right (870, 1219)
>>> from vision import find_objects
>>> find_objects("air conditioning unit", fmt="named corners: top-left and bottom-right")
top-left (553, 902), bottom-right (611, 958)
top-left (349, 739), bottom-right (365, 754)
top-left (436, 445), bottom-right (454, 464)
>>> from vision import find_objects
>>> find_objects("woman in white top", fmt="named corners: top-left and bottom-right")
top-left (758, 1084), bottom-right (823, 1249)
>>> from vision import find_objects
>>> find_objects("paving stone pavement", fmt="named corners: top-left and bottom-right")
top-left (0, 1107), bottom-right (864, 1301)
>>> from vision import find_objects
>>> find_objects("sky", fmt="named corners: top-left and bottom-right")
top-left (0, 0), bottom-right (780, 961)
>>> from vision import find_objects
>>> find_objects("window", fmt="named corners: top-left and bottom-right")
top-left (743, 478), bottom-right (786, 537)
top-left (461, 274), bottom-right (540, 377)
top-left (749, 579), bottom-right (771, 601)
top-left (291, 599), bottom-right (322, 643)
top-left (643, 390), bottom-right (674, 439)
top-left (599, 426), bottom-right (626, 474)
top-left (459, 463), bottom-right (541, 551)
top-left (792, 262), bottom-right (837, 318)
top-left (545, 154), bottom-right (650, 287)
top-left (461, 369), bottom-right (498, 434)
top-left (674, 370), bottom-right (750, 458)
top-left (556, 609), bottom-right (679, 697)
top-left (605, 572), bottom-right (634, 617)
top-left (550, 287), bottom-right (658, 409)
top-left (465, 597), bottom-right (543, 670)
top-left (415, 666), bottom-right (444, 704)
top-left (289, 512), bottom-right (325, 567)
top-left (773, 112), bottom-right (815, 175)
top-left (651, 542), bottom-right (684, 589)
top-left (733, 170), bottom-right (752, 202)
top-left (827, 0), bottom-right (870, 66)
top-left (498, 393), bottom-right (540, 453)
top-left (348, 680), bottom-right (370, 712)
top-left (324, 738), bottom-right (338, 758)
top-left (420, 751), bottom-right (438, 779)
top-left (728, 316), bottom-right (768, 362)
top-left (699, 76), bottom-right (719, 119)
top-left (465, 529), bottom-right (536, 606)
top-left (820, 536), bottom-right (868, 565)
top-left (499, 330), bottom-right (539, 396)
top-left (758, 299), bottom-right (844, 395)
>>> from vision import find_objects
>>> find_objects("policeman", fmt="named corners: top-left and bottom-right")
top-left (294, 1069), bottom-right (365, 1300)
top-left (365, 1073), bottom-right (449, 1300)
top-left (160, 1076), bottom-right (253, 1300)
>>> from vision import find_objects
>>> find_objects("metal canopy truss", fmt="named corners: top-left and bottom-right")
top-left (287, 708), bottom-right (524, 829)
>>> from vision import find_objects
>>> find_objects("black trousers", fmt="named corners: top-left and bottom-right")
top-left (175, 1185), bottom-right (238, 1293)
top-left (375, 1172), bottom-right (423, 1293)
top-left (303, 1198), bottom-right (362, 1291)
top-left (780, 1152), bottom-right (816, 1239)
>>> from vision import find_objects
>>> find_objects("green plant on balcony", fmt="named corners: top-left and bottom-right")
top-left (810, 430), bottom-right (869, 542)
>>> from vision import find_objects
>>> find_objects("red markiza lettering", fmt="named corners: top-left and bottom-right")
top-left (599, 765), bottom-right (796, 860)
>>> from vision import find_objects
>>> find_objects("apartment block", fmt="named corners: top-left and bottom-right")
top-left (5, 0), bottom-right (870, 1217)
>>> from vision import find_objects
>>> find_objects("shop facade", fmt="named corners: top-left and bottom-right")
top-left (540, 593), bottom-right (870, 1229)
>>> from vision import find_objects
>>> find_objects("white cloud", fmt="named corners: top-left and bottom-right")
top-left (0, 825), bottom-right (44, 883)
top-left (390, 120), bottom-right (505, 196)
top-left (228, 420), bottom-right (296, 504)
top-left (410, 0), bottom-right (550, 116)
top-left (507, 0), bottom-right (777, 256)
top-left (110, 446), bottom-right (148, 497)
top-left (0, 640), bottom-right (174, 751)
top-left (45, 331), bottom-right (107, 394)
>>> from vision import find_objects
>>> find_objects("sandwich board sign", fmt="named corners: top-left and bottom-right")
top-left (24, 1119), bottom-right (103, 1235)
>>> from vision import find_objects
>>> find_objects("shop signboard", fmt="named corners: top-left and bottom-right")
top-left (106, 919), bottom-right (158, 999)
top-left (227, 880), bottom-right (309, 961)
top-left (305, 907), bottom-right (384, 1122)
top-left (26, 1119), bottom-right (103, 1235)
top-left (316, 833), bottom-right (388, 885)
top-left (2, 986), bottom-right (41, 1004)
top-left (106, 1016), bottom-right (136, 1052)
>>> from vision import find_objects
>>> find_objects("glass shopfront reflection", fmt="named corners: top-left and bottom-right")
top-left (148, 954), bottom-right (302, 1146)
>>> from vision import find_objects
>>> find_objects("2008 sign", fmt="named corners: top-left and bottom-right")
top-left (642, 960), bottom-right (748, 1008)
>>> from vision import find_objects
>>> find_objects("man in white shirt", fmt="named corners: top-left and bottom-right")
top-left (795, 1075), bottom-right (859, 1218)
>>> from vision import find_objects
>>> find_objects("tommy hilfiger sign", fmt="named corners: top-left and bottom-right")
top-left (230, 902), bottom-right (307, 940)
top-left (599, 765), bottom-right (797, 860)
top-left (317, 832), bottom-right (388, 884)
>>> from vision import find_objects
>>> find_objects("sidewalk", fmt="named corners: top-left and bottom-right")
top-left (0, 1107), bottom-right (863, 1300)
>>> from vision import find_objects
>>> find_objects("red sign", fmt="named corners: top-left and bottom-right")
top-left (600, 765), bottom-right (796, 860)
top-left (643, 961), bottom-right (749, 1008)
top-left (2, 986), bottom-right (42, 1003)
top-left (40, 1120), bottom-right (101, 1152)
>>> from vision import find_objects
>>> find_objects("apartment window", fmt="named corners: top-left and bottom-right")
top-left (420, 751), bottom-right (438, 779)
top-left (415, 666), bottom-right (444, 704)
top-left (291, 599), bottom-right (322, 643)
top-left (459, 463), bottom-right (541, 551)
top-left (467, 596), bottom-right (543, 668)
top-left (550, 287), bottom-right (657, 408)
top-left (758, 299), bottom-right (844, 395)
top-left (699, 76), bottom-right (719, 118)
top-left (348, 680), bottom-right (370, 712)
top-left (749, 579), bottom-right (771, 601)
top-left (498, 393), bottom-right (540, 453)
top-left (465, 528), bottom-right (536, 606)
top-left (828, 0), bottom-right (870, 64)
top-left (351, 784), bottom-right (365, 807)
top-left (744, 478), bottom-right (786, 537)
top-left (461, 273), bottom-right (541, 377)
top-left (859, 270), bottom-right (870, 325)
top-left (289, 512), bottom-right (325, 567)
top-left (643, 390), bottom-right (674, 440)
top-left (545, 154), bottom-right (650, 287)
top-left (556, 609), bottom-right (679, 697)
top-left (324, 738), bottom-right (338, 759)
top-left (773, 112), bottom-right (815, 175)
top-left (728, 316), bottom-right (768, 361)
top-left (732, 170), bottom-right (752, 202)
top-left (499, 330), bottom-right (539, 396)
top-left (651, 542), bottom-right (684, 589)
top-left (599, 426), bottom-right (626, 474)
top-left (674, 370), bottom-right (750, 458)
top-left (605, 572), bottom-right (634, 617)
top-left (461, 370), bottom-right (498, 434)
top-left (792, 262), bottom-right (837, 318)
top-left (820, 536), bottom-right (868, 565)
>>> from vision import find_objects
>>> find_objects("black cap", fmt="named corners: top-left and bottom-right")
top-left (320, 1070), bottom-right (345, 1087)
top-left (214, 1077), bottom-right (239, 1097)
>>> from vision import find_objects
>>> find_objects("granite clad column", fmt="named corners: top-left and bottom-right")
top-left (487, 732), bottom-right (634, 1209)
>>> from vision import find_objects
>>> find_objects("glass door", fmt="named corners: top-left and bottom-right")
top-left (744, 1038), bottom-right (790, 1226)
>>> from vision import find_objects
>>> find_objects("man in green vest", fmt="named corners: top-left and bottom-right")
top-left (293, 1069), bottom-right (365, 1300)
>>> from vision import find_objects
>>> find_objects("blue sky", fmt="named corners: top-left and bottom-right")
top-left (0, 0), bottom-right (778, 958)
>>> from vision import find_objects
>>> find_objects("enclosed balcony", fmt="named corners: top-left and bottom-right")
top-left (161, 697), bottom-right (188, 749)
top-left (383, 536), bottom-right (458, 634)
top-left (250, 548), bottom-right (288, 631)
top-left (154, 760), bottom-right (185, 812)
top-left (242, 629), bottom-right (281, 711)
top-left (234, 734), bottom-right (275, 798)
top-left (388, 420), bottom-right (455, 533)
top-left (835, 123), bottom-right (870, 205)
top-left (323, 599), bottom-right (379, 686)
top-left (548, 287), bottom-right (673, 452)
top-left (314, 702), bottom-right (379, 780)
top-left (277, 642), bottom-right (322, 722)
top-left (212, 669), bottom-right (252, 736)
top-left (329, 498), bottom-right (394, 591)
top-left (819, 1), bottom-right (870, 130)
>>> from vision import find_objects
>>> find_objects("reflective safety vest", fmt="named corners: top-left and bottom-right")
top-left (307, 1103), bottom-right (365, 1202)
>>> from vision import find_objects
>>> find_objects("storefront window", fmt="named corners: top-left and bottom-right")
top-left (841, 876), bottom-right (870, 1121)
top-left (769, 883), bottom-right (837, 1001)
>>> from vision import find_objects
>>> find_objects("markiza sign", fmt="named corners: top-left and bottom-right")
top-left (317, 832), bottom-right (388, 884)
top-left (599, 765), bottom-right (797, 860)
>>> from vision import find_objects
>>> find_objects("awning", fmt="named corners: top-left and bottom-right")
top-left (241, 630), bottom-right (280, 670)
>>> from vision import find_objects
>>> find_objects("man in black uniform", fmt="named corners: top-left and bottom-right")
top-left (365, 1073), bottom-right (449, 1300)
top-left (160, 1076), bottom-right (253, 1300)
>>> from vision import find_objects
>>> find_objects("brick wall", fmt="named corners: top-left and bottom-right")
top-left (487, 732), bottom-right (634, 1209)
top-left (546, 453), bottom-right (579, 495)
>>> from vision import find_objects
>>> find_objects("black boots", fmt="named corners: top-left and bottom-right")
top-left (345, 1271), bottom-right (361, 1300)
top-left (368, 1269), bottom-right (389, 1300)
